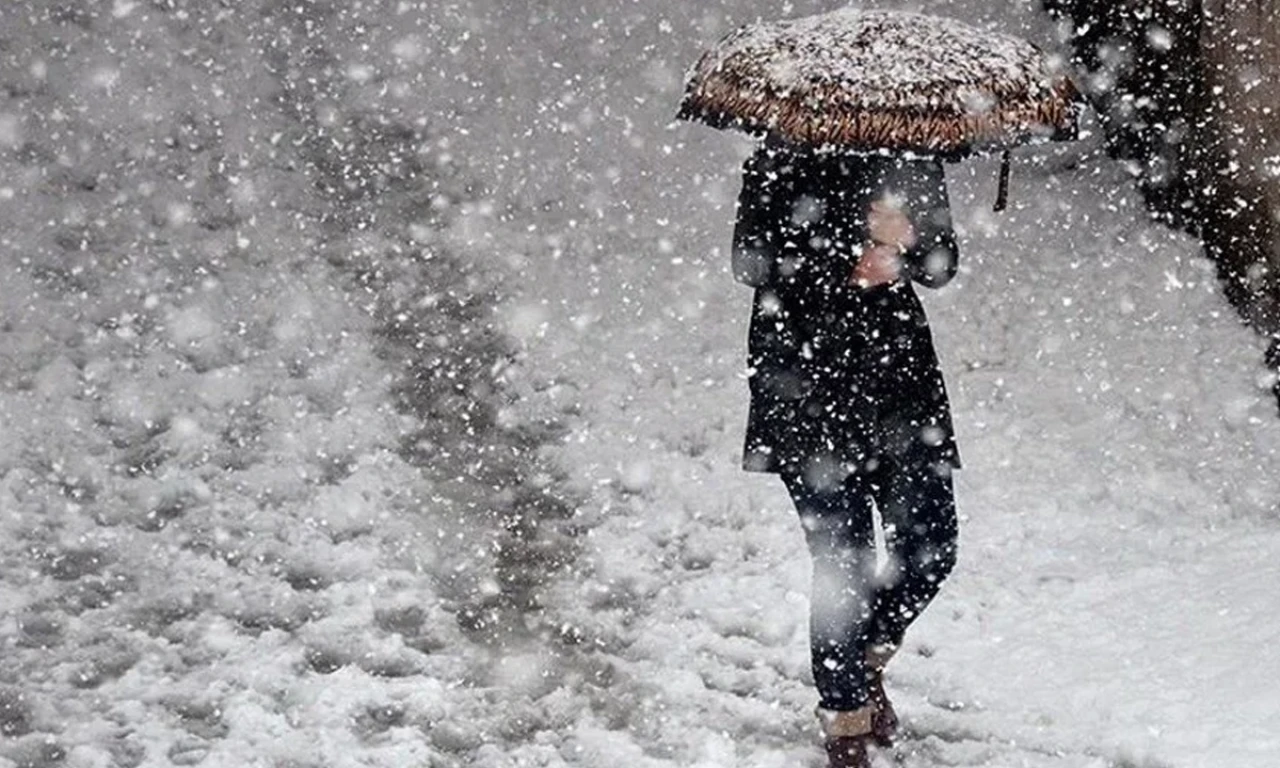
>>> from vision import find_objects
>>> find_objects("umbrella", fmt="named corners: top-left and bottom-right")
top-left (677, 9), bottom-right (1083, 209)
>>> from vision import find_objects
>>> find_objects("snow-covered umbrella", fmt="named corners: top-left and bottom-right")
top-left (677, 9), bottom-right (1083, 208)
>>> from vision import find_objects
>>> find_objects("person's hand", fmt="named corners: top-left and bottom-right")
top-left (849, 242), bottom-right (903, 288)
top-left (868, 199), bottom-right (917, 250)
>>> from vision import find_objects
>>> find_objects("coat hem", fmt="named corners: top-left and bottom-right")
top-left (740, 450), bottom-right (962, 475)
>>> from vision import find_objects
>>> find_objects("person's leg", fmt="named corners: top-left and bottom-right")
top-left (781, 470), bottom-right (878, 713)
top-left (867, 461), bottom-right (959, 653)
top-left (1266, 335), bottom-right (1280, 416)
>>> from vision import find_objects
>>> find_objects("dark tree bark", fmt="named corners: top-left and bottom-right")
top-left (1044, 0), bottom-right (1280, 414)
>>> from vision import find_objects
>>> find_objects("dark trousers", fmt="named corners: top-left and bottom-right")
top-left (1267, 336), bottom-right (1280, 415)
top-left (782, 460), bottom-right (958, 711)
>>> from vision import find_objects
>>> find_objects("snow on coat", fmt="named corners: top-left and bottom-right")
top-left (680, 9), bottom-right (1079, 155)
top-left (733, 143), bottom-right (961, 478)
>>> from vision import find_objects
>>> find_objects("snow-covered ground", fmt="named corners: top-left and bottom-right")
top-left (1, 4), bottom-right (574, 767)
top-left (526, 149), bottom-right (1280, 767)
top-left (482, 2), bottom-right (1280, 767)
top-left (2, 2), bottom-right (1279, 768)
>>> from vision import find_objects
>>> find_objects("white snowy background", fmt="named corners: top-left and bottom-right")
top-left (1, 2), bottom-right (1278, 768)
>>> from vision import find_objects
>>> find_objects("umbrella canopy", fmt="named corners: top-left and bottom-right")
top-left (677, 9), bottom-right (1081, 157)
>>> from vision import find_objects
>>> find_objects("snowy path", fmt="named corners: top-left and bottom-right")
top-left (2, 2), bottom-right (1276, 766)
top-left (457, 3), bottom-right (1280, 766)
top-left (521, 125), bottom-right (1280, 768)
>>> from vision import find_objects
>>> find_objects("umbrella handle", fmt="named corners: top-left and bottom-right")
top-left (994, 149), bottom-right (1011, 212)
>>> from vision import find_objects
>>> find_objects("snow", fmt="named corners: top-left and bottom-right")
top-left (697, 9), bottom-right (1054, 112)
top-left (528, 141), bottom-right (1280, 765)
top-left (2, 1), bottom-right (1279, 767)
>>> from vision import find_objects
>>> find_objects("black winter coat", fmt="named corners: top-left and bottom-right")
top-left (733, 144), bottom-right (962, 478)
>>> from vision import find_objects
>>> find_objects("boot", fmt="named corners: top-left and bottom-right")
top-left (867, 672), bottom-right (899, 747)
top-left (824, 737), bottom-right (869, 768)
top-left (866, 644), bottom-right (899, 747)
top-left (816, 706), bottom-right (874, 768)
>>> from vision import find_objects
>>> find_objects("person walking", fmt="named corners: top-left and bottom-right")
top-left (731, 138), bottom-right (961, 768)
top-left (678, 10), bottom-right (1081, 765)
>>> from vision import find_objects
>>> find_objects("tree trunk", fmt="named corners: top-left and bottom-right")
top-left (1044, 0), bottom-right (1280, 410)
top-left (1197, 0), bottom-right (1280, 336)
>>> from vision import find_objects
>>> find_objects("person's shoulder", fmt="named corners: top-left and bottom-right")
top-left (745, 144), bottom-right (812, 191)
top-left (881, 155), bottom-right (947, 195)
top-left (749, 142), bottom-right (795, 169)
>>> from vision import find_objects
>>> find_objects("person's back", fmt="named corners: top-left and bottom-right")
top-left (732, 143), bottom-right (958, 296)
top-left (732, 142), bottom-right (961, 476)
top-left (728, 140), bottom-right (964, 768)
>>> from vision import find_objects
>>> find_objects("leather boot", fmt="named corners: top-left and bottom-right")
top-left (816, 706), bottom-right (874, 768)
top-left (867, 672), bottom-right (899, 747)
top-left (866, 644), bottom-right (899, 747)
top-left (823, 737), bottom-right (869, 768)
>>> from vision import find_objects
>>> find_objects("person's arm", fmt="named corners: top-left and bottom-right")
top-left (851, 161), bottom-right (958, 290)
top-left (896, 162), bottom-right (959, 289)
top-left (731, 150), bottom-right (783, 287)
